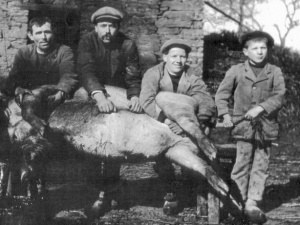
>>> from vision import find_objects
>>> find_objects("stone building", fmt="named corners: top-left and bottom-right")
top-left (0, 0), bottom-right (205, 78)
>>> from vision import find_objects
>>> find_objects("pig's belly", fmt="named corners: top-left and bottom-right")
top-left (50, 109), bottom-right (183, 158)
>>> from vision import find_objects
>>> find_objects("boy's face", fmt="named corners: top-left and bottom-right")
top-left (243, 40), bottom-right (268, 65)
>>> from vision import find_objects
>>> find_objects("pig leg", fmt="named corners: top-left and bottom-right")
top-left (165, 143), bottom-right (226, 195)
top-left (156, 92), bottom-right (217, 161)
top-left (165, 144), bottom-right (242, 213)
top-left (21, 86), bottom-right (59, 136)
top-left (21, 94), bottom-right (47, 136)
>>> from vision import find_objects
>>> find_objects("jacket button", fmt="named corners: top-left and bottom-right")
top-left (253, 86), bottom-right (256, 90)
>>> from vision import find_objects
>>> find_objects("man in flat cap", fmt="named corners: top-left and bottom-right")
top-left (215, 31), bottom-right (285, 223)
top-left (77, 6), bottom-right (142, 113)
top-left (140, 39), bottom-right (216, 213)
top-left (140, 39), bottom-right (215, 133)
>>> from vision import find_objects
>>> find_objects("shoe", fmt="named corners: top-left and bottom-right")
top-left (244, 199), bottom-right (267, 224)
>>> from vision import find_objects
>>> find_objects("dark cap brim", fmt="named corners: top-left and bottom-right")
top-left (94, 16), bottom-right (121, 24)
top-left (161, 39), bottom-right (192, 54)
top-left (240, 31), bottom-right (274, 48)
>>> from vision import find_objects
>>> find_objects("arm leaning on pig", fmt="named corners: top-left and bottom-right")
top-left (123, 40), bottom-right (143, 113)
top-left (139, 66), bottom-right (165, 121)
top-left (48, 45), bottom-right (78, 106)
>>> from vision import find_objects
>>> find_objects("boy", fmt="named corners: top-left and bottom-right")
top-left (215, 31), bottom-right (285, 223)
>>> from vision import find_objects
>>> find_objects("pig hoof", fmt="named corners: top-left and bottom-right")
top-left (245, 207), bottom-right (267, 224)
top-left (111, 199), bottom-right (118, 209)
top-left (163, 193), bottom-right (178, 215)
top-left (91, 191), bottom-right (107, 217)
top-left (91, 200), bottom-right (106, 217)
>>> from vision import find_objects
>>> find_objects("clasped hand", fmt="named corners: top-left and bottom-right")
top-left (222, 106), bottom-right (265, 127)
top-left (128, 96), bottom-right (143, 113)
top-left (244, 106), bottom-right (265, 120)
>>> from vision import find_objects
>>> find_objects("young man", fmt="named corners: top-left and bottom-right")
top-left (2, 16), bottom-right (78, 196)
top-left (140, 39), bottom-right (216, 211)
top-left (215, 31), bottom-right (286, 223)
top-left (5, 16), bottom-right (78, 106)
top-left (77, 6), bottom-right (142, 114)
top-left (140, 39), bottom-right (215, 134)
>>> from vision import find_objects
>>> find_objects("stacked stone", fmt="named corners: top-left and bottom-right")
top-left (0, 0), bottom-right (29, 77)
top-left (157, 0), bottom-right (204, 76)
top-left (78, 0), bottom-right (101, 36)
top-left (120, 0), bottom-right (161, 74)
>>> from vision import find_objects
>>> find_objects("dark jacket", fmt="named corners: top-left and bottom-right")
top-left (5, 43), bottom-right (78, 97)
top-left (215, 60), bottom-right (286, 140)
top-left (140, 62), bottom-right (215, 120)
top-left (77, 31), bottom-right (142, 99)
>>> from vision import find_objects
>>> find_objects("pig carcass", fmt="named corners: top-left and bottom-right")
top-left (4, 85), bottom-right (241, 214)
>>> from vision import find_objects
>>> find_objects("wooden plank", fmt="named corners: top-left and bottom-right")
top-left (208, 191), bottom-right (220, 225)
top-left (197, 184), bottom-right (208, 218)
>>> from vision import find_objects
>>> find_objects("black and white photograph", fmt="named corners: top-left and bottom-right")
top-left (0, 0), bottom-right (299, 224)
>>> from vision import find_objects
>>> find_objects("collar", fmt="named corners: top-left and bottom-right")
top-left (33, 42), bottom-right (59, 58)
top-left (160, 63), bottom-right (191, 94)
top-left (244, 60), bottom-right (271, 82)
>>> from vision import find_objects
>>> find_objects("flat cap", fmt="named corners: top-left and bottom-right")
top-left (161, 39), bottom-right (192, 54)
top-left (91, 6), bottom-right (124, 24)
top-left (240, 31), bottom-right (274, 48)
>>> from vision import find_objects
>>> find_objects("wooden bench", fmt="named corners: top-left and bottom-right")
top-left (197, 143), bottom-right (237, 224)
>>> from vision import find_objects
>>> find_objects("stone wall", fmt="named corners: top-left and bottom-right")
top-left (0, 0), bottom-right (204, 78)
top-left (157, 0), bottom-right (204, 75)
top-left (0, 0), bottom-right (29, 77)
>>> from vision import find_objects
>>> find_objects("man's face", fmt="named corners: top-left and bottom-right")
top-left (95, 22), bottom-right (119, 44)
top-left (243, 40), bottom-right (268, 65)
top-left (28, 22), bottom-right (54, 53)
top-left (163, 47), bottom-right (187, 75)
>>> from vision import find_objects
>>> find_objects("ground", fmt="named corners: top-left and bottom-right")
top-left (0, 128), bottom-right (300, 225)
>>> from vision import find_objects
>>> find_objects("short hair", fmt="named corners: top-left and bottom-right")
top-left (28, 17), bottom-right (53, 34)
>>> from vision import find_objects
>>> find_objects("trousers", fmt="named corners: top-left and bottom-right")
top-left (231, 140), bottom-right (271, 202)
